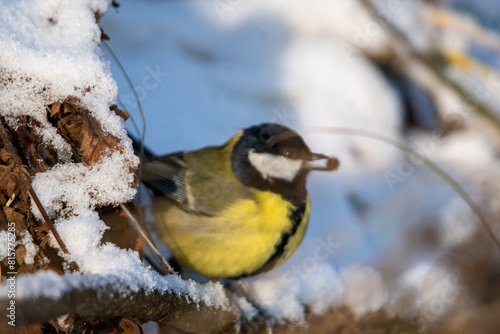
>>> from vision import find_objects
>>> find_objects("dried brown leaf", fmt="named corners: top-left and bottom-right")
top-left (16, 124), bottom-right (49, 173)
top-left (3, 207), bottom-right (28, 234)
top-left (0, 163), bottom-right (30, 203)
top-left (49, 102), bottom-right (61, 117)
top-left (57, 114), bottom-right (83, 157)
top-left (110, 105), bottom-right (129, 120)
top-left (0, 147), bottom-right (22, 164)
top-left (80, 111), bottom-right (121, 164)
top-left (101, 207), bottom-right (143, 253)
top-left (54, 98), bottom-right (124, 164)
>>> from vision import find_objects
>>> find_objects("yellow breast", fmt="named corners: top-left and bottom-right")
top-left (154, 191), bottom-right (310, 278)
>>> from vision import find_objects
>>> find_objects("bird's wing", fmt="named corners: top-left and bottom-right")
top-left (140, 152), bottom-right (248, 216)
top-left (139, 153), bottom-right (209, 215)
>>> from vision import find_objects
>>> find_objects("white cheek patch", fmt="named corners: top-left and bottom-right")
top-left (248, 150), bottom-right (303, 182)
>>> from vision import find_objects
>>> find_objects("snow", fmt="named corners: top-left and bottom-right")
top-left (388, 260), bottom-right (466, 323)
top-left (236, 297), bottom-right (258, 320)
top-left (31, 151), bottom-right (138, 219)
top-left (1, 0), bottom-right (499, 328)
top-left (0, 0), bottom-right (227, 312)
top-left (340, 266), bottom-right (387, 315)
top-left (20, 231), bottom-right (39, 265)
top-left (0, 209), bottom-right (229, 308)
top-left (0, 268), bottom-right (228, 309)
top-left (0, 230), bottom-right (38, 265)
top-left (247, 262), bottom-right (386, 321)
top-left (0, 0), bottom-right (140, 219)
top-left (0, 232), bottom-right (11, 260)
top-left (247, 262), bottom-right (345, 321)
top-left (0, 0), bottom-right (124, 155)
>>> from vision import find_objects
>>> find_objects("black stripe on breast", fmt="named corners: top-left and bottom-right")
top-left (245, 204), bottom-right (306, 277)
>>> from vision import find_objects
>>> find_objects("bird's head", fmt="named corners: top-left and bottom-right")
top-left (231, 123), bottom-right (338, 202)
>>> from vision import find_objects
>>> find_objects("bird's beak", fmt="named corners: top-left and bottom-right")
top-left (303, 153), bottom-right (339, 171)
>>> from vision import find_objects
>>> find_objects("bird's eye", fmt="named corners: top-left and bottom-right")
top-left (282, 149), bottom-right (294, 158)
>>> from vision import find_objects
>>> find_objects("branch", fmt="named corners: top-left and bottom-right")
top-left (0, 272), bottom-right (242, 334)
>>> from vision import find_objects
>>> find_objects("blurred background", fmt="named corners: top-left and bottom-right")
top-left (100, 0), bottom-right (500, 332)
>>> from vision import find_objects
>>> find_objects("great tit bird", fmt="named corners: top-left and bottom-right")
top-left (136, 123), bottom-right (338, 279)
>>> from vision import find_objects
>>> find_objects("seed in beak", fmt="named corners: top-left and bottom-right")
top-left (305, 154), bottom-right (340, 171)
top-left (326, 157), bottom-right (339, 171)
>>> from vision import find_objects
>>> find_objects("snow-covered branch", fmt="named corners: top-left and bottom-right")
top-left (0, 270), bottom-right (238, 333)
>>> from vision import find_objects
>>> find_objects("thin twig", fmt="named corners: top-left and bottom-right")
top-left (311, 126), bottom-right (500, 251)
top-left (101, 41), bottom-right (147, 152)
top-left (102, 41), bottom-right (149, 236)
top-left (120, 203), bottom-right (176, 275)
top-left (28, 185), bottom-right (69, 254)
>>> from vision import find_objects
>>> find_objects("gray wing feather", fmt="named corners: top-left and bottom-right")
top-left (140, 157), bottom-right (215, 216)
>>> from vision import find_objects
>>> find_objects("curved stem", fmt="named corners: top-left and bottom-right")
top-left (310, 126), bottom-right (500, 251)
